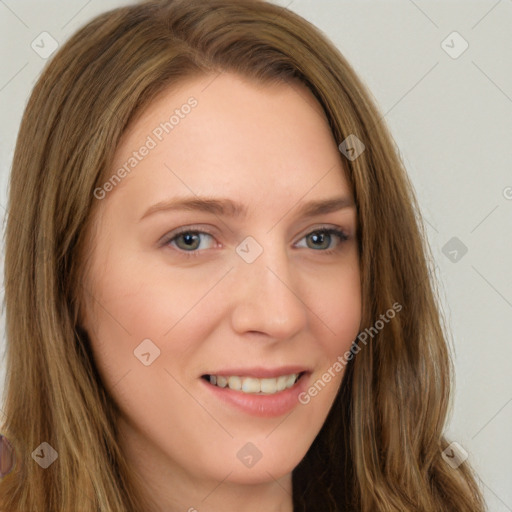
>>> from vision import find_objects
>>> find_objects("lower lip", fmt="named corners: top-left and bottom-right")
top-left (201, 373), bottom-right (310, 418)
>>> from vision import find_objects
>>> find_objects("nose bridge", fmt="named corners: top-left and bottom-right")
top-left (229, 233), bottom-right (308, 338)
top-left (240, 235), bottom-right (289, 293)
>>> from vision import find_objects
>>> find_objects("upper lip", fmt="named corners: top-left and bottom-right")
top-left (202, 366), bottom-right (311, 379)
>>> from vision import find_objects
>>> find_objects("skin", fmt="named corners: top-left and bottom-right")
top-left (81, 72), bottom-right (362, 512)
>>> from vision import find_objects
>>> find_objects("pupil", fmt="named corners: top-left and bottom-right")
top-left (310, 233), bottom-right (328, 249)
top-left (182, 234), bottom-right (198, 248)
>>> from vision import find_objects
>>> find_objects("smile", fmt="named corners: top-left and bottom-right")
top-left (202, 372), bottom-right (305, 394)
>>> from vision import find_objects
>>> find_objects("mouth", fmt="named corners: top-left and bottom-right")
top-left (201, 371), bottom-right (307, 395)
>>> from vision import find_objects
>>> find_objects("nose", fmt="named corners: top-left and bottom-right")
top-left (229, 240), bottom-right (309, 340)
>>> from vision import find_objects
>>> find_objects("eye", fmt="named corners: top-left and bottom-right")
top-left (161, 226), bottom-right (350, 258)
top-left (164, 229), bottom-right (216, 253)
top-left (295, 227), bottom-right (349, 254)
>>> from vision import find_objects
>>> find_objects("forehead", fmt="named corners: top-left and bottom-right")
top-left (105, 71), bottom-right (352, 213)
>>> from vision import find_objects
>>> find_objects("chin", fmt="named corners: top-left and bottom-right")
top-left (218, 439), bottom-right (309, 484)
top-left (219, 459), bottom-right (299, 485)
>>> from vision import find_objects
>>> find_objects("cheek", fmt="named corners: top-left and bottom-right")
top-left (308, 258), bottom-right (362, 359)
top-left (295, 273), bottom-right (360, 415)
top-left (82, 255), bottom-right (229, 383)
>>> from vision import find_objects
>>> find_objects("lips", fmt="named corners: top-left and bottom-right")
top-left (201, 366), bottom-right (310, 396)
top-left (200, 367), bottom-right (312, 417)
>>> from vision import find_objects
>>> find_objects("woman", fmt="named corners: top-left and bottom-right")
top-left (0, 0), bottom-right (486, 510)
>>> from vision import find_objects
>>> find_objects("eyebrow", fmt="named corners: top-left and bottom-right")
top-left (139, 195), bottom-right (356, 221)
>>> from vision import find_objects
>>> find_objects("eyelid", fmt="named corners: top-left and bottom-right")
top-left (296, 223), bottom-right (350, 241)
top-left (159, 224), bottom-right (219, 246)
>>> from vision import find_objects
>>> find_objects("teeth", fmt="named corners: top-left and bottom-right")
top-left (260, 378), bottom-right (277, 393)
top-left (228, 376), bottom-right (242, 391)
top-left (208, 373), bottom-right (300, 394)
top-left (242, 377), bottom-right (261, 393)
top-left (276, 375), bottom-right (288, 391)
top-left (285, 374), bottom-right (296, 388)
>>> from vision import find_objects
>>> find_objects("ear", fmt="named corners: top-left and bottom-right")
top-left (0, 434), bottom-right (16, 478)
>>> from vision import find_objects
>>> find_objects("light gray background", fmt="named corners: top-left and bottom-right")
top-left (1, 0), bottom-right (511, 509)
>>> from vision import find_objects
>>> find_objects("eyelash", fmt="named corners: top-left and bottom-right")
top-left (161, 225), bottom-right (350, 259)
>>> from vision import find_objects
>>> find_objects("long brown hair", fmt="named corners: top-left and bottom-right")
top-left (1, 0), bottom-right (486, 510)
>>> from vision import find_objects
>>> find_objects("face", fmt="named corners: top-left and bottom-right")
top-left (81, 72), bottom-right (361, 503)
